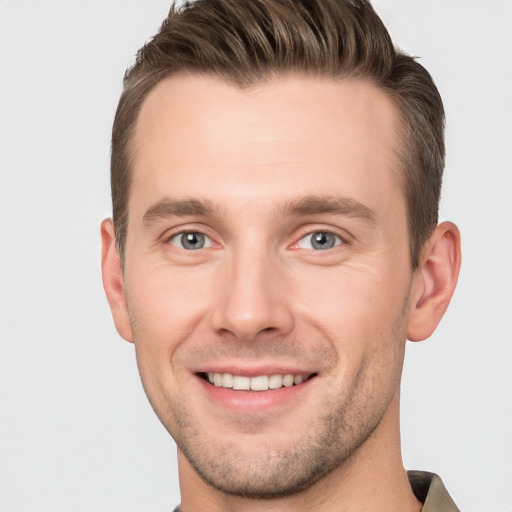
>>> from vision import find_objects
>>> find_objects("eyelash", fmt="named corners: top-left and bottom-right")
top-left (293, 230), bottom-right (344, 251)
top-left (166, 230), bottom-right (215, 250)
top-left (164, 227), bottom-right (347, 252)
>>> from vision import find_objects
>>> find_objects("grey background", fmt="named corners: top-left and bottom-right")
top-left (1, 1), bottom-right (511, 511)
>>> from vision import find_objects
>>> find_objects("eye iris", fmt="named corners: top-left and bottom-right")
top-left (181, 232), bottom-right (205, 250)
top-left (311, 232), bottom-right (336, 250)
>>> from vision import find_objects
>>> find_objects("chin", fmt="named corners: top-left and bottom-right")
top-left (182, 441), bottom-right (336, 499)
top-left (173, 401), bottom-right (384, 500)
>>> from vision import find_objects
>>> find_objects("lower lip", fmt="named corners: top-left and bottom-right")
top-left (196, 375), bottom-right (314, 413)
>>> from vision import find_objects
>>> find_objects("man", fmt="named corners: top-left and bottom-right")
top-left (101, 0), bottom-right (462, 510)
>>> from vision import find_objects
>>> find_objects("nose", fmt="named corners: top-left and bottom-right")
top-left (211, 249), bottom-right (294, 341)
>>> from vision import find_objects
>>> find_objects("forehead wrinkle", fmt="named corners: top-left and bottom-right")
top-left (142, 197), bottom-right (222, 227)
top-left (275, 195), bottom-right (376, 222)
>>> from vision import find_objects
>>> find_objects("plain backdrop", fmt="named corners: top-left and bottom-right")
top-left (0, 1), bottom-right (511, 511)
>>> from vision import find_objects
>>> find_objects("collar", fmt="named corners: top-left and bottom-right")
top-left (408, 470), bottom-right (461, 512)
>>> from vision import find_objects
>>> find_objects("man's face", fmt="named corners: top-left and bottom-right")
top-left (118, 75), bottom-right (419, 496)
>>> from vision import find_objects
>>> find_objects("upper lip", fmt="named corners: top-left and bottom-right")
top-left (192, 364), bottom-right (315, 377)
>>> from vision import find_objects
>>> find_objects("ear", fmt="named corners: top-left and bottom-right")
top-left (407, 221), bottom-right (461, 342)
top-left (100, 218), bottom-right (134, 343)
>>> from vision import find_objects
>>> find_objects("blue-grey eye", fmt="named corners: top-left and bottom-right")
top-left (297, 231), bottom-right (341, 250)
top-left (169, 232), bottom-right (211, 250)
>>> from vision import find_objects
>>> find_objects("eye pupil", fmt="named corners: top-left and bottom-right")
top-left (181, 232), bottom-right (205, 250)
top-left (311, 232), bottom-right (336, 250)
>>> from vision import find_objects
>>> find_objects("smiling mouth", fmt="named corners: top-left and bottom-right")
top-left (199, 372), bottom-right (317, 391)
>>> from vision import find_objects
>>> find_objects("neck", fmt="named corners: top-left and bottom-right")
top-left (177, 393), bottom-right (422, 512)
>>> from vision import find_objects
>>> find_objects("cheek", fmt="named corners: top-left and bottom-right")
top-left (291, 264), bottom-right (410, 366)
top-left (125, 264), bottom-right (216, 348)
top-left (125, 266), bottom-right (211, 418)
top-left (295, 262), bottom-right (408, 322)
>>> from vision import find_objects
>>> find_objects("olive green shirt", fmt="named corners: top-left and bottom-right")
top-left (172, 470), bottom-right (460, 511)
top-left (408, 471), bottom-right (461, 511)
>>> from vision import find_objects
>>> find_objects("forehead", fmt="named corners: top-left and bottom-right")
top-left (130, 74), bottom-right (403, 218)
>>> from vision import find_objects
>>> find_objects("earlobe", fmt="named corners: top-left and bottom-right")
top-left (407, 221), bottom-right (461, 342)
top-left (100, 218), bottom-right (134, 343)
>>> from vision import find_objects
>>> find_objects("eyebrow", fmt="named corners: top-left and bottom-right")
top-left (142, 194), bottom-right (376, 227)
top-left (276, 195), bottom-right (376, 223)
top-left (143, 198), bottom-right (219, 226)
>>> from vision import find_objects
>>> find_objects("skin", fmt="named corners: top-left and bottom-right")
top-left (102, 75), bottom-right (461, 512)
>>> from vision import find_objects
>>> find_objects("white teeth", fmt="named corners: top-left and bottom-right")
top-left (221, 373), bottom-right (233, 388)
top-left (213, 373), bottom-right (223, 386)
top-left (232, 375), bottom-right (251, 390)
top-left (283, 374), bottom-right (294, 387)
top-left (206, 372), bottom-right (310, 391)
top-left (269, 374), bottom-right (283, 389)
top-left (250, 375), bottom-right (269, 391)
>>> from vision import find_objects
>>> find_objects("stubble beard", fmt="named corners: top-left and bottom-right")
top-left (160, 325), bottom-right (406, 500)
top-left (173, 383), bottom-right (390, 499)
top-left (133, 295), bottom-right (411, 500)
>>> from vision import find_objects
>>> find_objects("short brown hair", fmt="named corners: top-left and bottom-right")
top-left (111, 0), bottom-right (445, 268)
